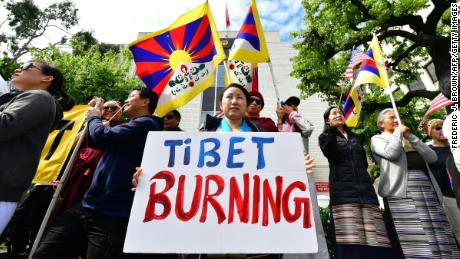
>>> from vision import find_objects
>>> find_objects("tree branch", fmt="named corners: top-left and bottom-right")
top-left (349, 0), bottom-right (373, 19)
top-left (378, 15), bottom-right (424, 33)
top-left (12, 18), bottom-right (50, 62)
top-left (363, 90), bottom-right (439, 113)
top-left (425, 0), bottom-right (451, 34)
top-left (389, 43), bottom-right (419, 67)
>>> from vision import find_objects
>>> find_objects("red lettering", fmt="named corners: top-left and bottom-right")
top-left (228, 173), bottom-right (250, 223)
top-left (200, 175), bottom-right (226, 224)
top-left (262, 176), bottom-right (282, 226)
top-left (251, 175), bottom-right (260, 224)
top-left (282, 181), bottom-right (308, 224)
top-left (144, 170), bottom-right (175, 222)
top-left (175, 175), bottom-right (203, 221)
top-left (296, 197), bottom-right (312, 228)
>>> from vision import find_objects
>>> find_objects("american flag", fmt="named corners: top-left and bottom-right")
top-left (344, 50), bottom-right (371, 80)
top-left (418, 92), bottom-right (455, 129)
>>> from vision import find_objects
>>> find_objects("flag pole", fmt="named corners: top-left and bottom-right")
top-left (268, 61), bottom-right (281, 106)
top-left (387, 87), bottom-right (402, 125)
top-left (213, 64), bottom-right (219, 115)
top-left (223, 61), bottom-right (231, 85)
top-left (29, 124), bottom-right (88, 259)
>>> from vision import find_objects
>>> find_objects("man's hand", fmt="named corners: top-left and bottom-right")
top-left (131, 167), bottom-right (142, 191)
top-left (86, 107), bottom-right (102, 118)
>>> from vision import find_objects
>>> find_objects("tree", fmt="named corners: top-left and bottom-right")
top-left (31, 43), bottom-right (141, 104)
top-left (291, 0), bottom-right (453, 113)
top-left (0, 0), bottom-right (78, 62)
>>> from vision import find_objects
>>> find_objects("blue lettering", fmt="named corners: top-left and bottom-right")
top-left (251, 137), bottom-right (274, 169)
top-left (184, 138), bottom-right (191, 165)
top-left (227, 137), bottom-right (245, 168)
top-left (164, 140), bottom-right (183, 167)
top-left (198, 138), bottom-right (221, 168)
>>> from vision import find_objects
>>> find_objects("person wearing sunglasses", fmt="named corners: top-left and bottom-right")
top-left (162, 109), bottom-right (182, 131)
top-left (0, 61), bottom-right (74, 235)
top-left (246, 91), bottom-right (278, 132)
top-left (426, 119), bottom-right (460, 244)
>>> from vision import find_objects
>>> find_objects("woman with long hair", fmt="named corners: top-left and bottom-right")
top-left (319, 106), bottom-right (392, 259)
top-left (0, 61), bottom-right (73, 234)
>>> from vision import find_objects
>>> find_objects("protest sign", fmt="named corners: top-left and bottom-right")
top-left (124, 132), bottom-right (318, 254)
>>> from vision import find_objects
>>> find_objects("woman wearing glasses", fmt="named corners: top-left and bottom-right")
top-left (371, 109), bottom-right (460, 258)
top-left (0, 61), bottom-right (73, 235)
top-left (426, 119), bottom-right (460, 244)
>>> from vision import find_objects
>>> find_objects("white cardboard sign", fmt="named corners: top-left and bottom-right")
top-left (124, 132), bottom-right (318, 254)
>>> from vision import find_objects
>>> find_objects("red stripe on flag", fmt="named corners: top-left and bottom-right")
top-left (170, 25), bottom-right (186, 50)
top-left (135, 62), bottom-right (169, 77)
top-left (239, 24), bottom-right (257, 35)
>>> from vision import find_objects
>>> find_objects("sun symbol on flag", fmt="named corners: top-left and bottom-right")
top-left (129, 15), bottom-right (217, 95)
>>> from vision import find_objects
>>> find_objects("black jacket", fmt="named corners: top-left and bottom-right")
top-left (319, 127), bottom-right (378, 206)
top-left (203, 114), bottom-right (262, 132)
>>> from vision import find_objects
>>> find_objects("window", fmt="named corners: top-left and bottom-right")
top-left (199, 64), bottom-right (226, 126)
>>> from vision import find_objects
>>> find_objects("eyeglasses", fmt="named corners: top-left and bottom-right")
top-left (20, 62), bottom-right (42, 72)
top-left (250, 98), bottom-right (262, 105)
top-left (102, 106), bottom-right (119, 111)
top-left (434, 126), bottom-right (443, 131)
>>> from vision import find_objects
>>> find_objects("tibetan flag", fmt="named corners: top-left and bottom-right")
top-left (129, 3), bottom-right (226, 117)
top-left (354, 35), bottom-right (389, 89)
top-left (228, 0), bottom-right (269, 63)
top-left (342, 86), bottom-right (363, 127)
top-left (224, 60), bottom-right (259, 91)
top-left (33, 105), bottom-right (89, 184)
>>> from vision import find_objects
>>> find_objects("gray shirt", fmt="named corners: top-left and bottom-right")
top-left (371, 131), bottom-right (440, 199)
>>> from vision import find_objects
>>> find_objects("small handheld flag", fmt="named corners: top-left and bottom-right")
top-left (418, 93), bottom-right (455, 129)
top-left (344, 49), bottom-right (371, 80)
top-left (342, 86), bottom-right (363, 127)
top-left (354, 35), bottom-right (389, 88)
top-left (129, 3), bottom-right (226, 117)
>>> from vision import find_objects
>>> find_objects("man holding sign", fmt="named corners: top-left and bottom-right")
top-left (34, 88), bottom-right (163, 259)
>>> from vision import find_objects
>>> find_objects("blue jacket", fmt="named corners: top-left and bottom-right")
top-left (82, 115), bottom-right (162, 217)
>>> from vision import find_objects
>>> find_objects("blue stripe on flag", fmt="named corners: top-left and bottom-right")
top-left (235, 33), bottom-right (260, 51)
top-left (129, 46), bottom-right (167, 62)
top-left (141, 68), bottom-right (170, 90)
top-left (153, 33), bottom-right (174, 54)
top-left (183, 17), bottom-right (203, 50)
top-left (361, 65), bottom-right (380, 77)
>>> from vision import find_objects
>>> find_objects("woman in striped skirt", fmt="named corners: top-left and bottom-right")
top-left (371, 108), bottom-right (460, 258)
top-left (319, 106), bottom-right (393, 259)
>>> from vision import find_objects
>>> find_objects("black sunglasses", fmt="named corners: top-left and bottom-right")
top-left (103, 106), bottom-right (119, 111)
top-left (250, 97), bottom-right (262, 105)
top-left (21, 62), bottom-right (42, 72)
top-left (434, 126), bottom-right (443, 131)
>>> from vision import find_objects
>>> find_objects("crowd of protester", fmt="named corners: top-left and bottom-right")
top-left (1, 61), bottom-right (459, 259)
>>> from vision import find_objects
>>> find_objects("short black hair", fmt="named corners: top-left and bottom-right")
top-left (132, 87), bottom-right (158, 113)
top-left (219, 83), bottom-right (250, 106)
top-left (170, 109), bottom-right (181, 120)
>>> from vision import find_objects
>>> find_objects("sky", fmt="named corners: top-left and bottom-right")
top-left (3, 0), bottom-right (305, 51)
